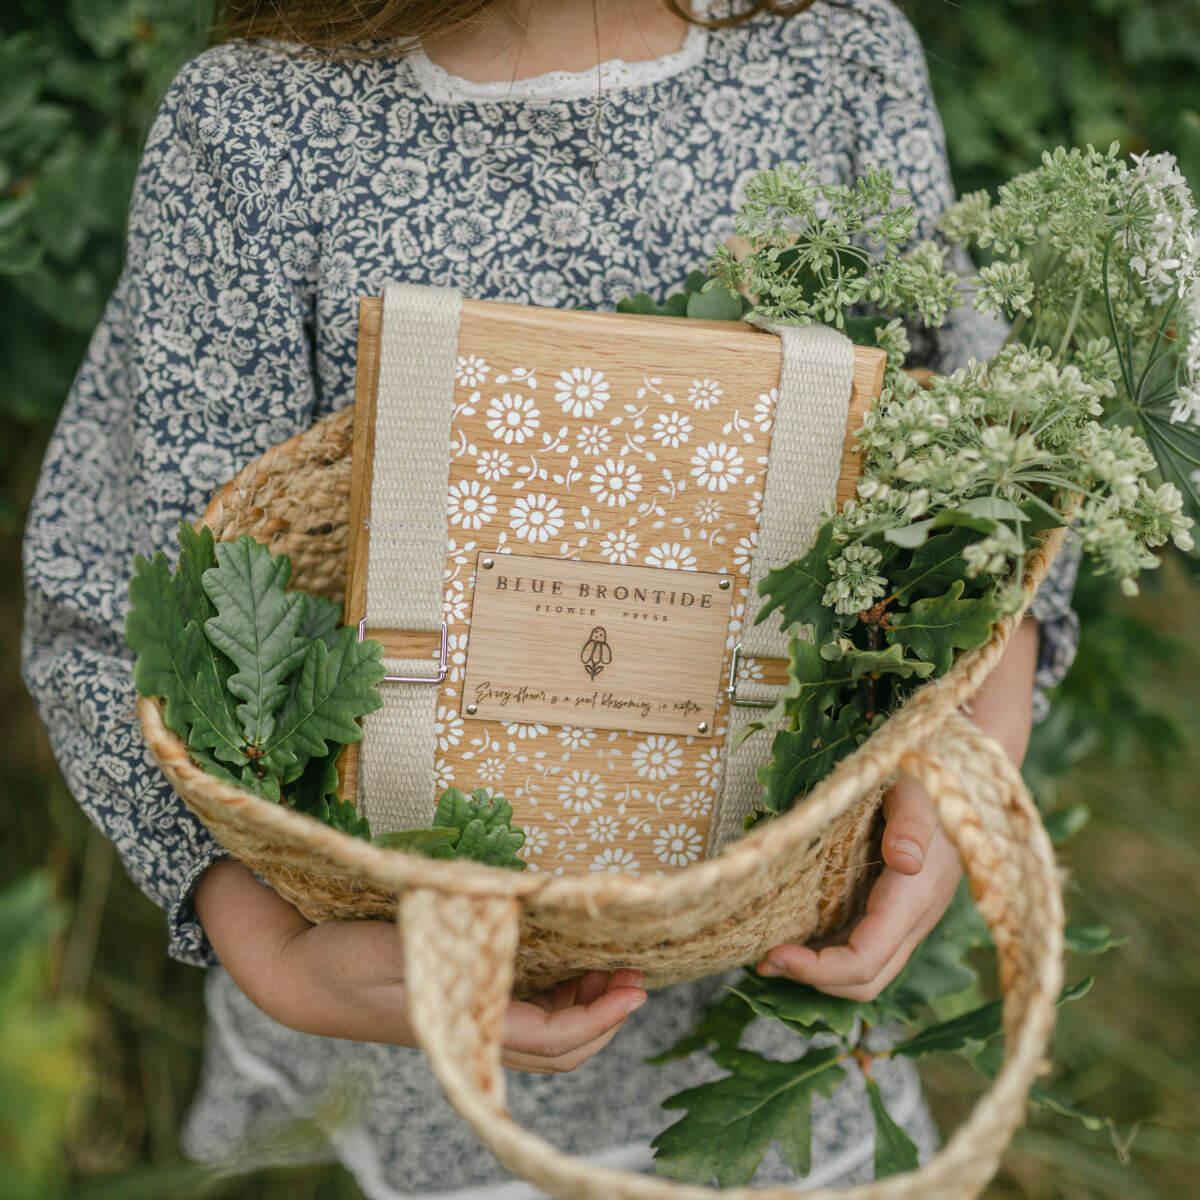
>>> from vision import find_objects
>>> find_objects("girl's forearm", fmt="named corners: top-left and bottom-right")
top-left (962, 615), bottom-right (1040, 765)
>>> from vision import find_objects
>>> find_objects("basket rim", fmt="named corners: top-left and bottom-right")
top-left (138, 526), bottom-right (1062, 910)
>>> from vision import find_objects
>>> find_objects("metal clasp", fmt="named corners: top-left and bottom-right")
top-left (357, 618), bottom-right (449, 685)
top-left (725, 642), bottom-right (777, 710)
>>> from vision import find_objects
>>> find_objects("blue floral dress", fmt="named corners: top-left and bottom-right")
top-left (21, 0), bottom-right (1079, 1193)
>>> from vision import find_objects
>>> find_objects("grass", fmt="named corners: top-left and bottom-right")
top-left (2, 422), bottom-right (1197, 1197)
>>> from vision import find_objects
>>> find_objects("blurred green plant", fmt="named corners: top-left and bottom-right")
top-left (0, 874), bottom-right (89, 1200)
top-left (0, 1), bottom-right (211, 427)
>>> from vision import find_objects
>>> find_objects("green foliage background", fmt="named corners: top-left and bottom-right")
top-left (0, 1), bottom-right (1196, 1196)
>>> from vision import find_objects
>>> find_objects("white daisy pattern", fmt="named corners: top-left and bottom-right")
top-left (599, 528), bottom-right (640, 564)
top-left (590, 847), bottom-right (640, 873)
top-left (632, 735), bottom-right (683, 781)
top-left (555, 365), bottom-right (609, 418)
top-left (509, 492), bottom-right (564, 543)
top-left (687, 378), bottom-right (723, 411)
top-left (446, 479), bottom-right (497, 530)
top-left (486, 392), bottom-right (540, 444)
top-left (558, 769), bottom-right (606, 813)
top-left (691, 441), bottom-right (744, 492)
top-left (588, 457), bottom-right (643, 508)
top-left (645, 541), bottom-right (698, 570)
top-left (650, 409), bottom-right (692, 448)
top-left (456, 353), bottom-right (490, 389)
top-left (475, 447), bottom-right (513, 481)
top-left (654, 822), bottom-right (704, 867)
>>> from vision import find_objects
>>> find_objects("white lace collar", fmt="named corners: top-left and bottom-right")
top-left (407, 12), bottom-right (711, 104)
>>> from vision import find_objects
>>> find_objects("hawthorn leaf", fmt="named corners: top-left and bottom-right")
top-left (647, 990), bottom-right (754, 1065)
top-left (884, 885), bottom-right (986, 1013)
top-left (754, 521), bottom-right (841, 644)
top-left (891, 526), bottom-right (976, 602)
top-left (297, 591), bottom-right (343, 649)
top-left (260, 628), bottom-right (386, 780)
top-left (890, 998), bottom-right (1003, 1059)
top-left (758, 703), bottom-right (866, 814)
top-left (1064, 924), bottom-right (1128, 956)
top-left (201, 536), bottom-right (308, 748)
top-left (686, 283), bottom-right (743, 321)
top-left (652, 1047), bottom-right (844, 1186)
top-left (316, 794), bottom-right (371, 840)
top-left (730, 974), bottom-right (895, 1039)
top-left (1027, 1085), bottom-right (1108, 1131)
top-left (430, 788), bottom-right (526, 870)
top-left (373, 827), bottom-right (461, 854)
top-left (888, 580), bottom-right (999, 676)
top-left (839, 643), bottom-right (936, 681)
top-left (867, 1078), bottom-right (919, 1178)
top-left (126, 545), bottom-right (244, 766)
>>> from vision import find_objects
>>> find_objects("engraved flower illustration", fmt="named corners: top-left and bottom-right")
top-left (509, 492), bottom-right (564, 543)
top-left (555, 365), bottom-right (609, 418)
top-left (754, 387), bottom-right (776, 433)
top-left (523, 825), bottom-right (549, 856)
top-left (733, 531), bottom-right (758, 574)
top-left (650, 408), bottom-right (693, 448)
top-left (693, 496), bottom-right (723, 523)
top-left (504, 720), bottom-right (549, 740)
top-left (446, 479), bottom-right (497, 530)
top-left (575, 423), bottom-right (613, 456)
top-left (486, 392), bottom-right (540, 444)
top-left (588, 457), bottom-right (643, 507)
top-left (694, 745), bottom-right (724, 788)
top-left (632, 735), bottom-right (683, 781)
top-left (644, 541), bottom-right (698, 570)
top-left (434, 705), bottom-right (464, 752)
top-left (589, 847), bottom-right (640, 873)
top-left (455, 353), bottom-right (490, 388)
top-left (678, 790), bottom-right (713, 819)
top-left (690, 441), bottom-right (745, 492)
top-left (559, 769), bottom-right (607, 814)
top-left (687, 378), bottom-right (724, 411)
top-left (434, 757), bottom-right (455, 789)
top-left (586, 814), bottom-right (620, 842)
top-left (654, 822), bottom-right (704, 867)
top-left (478, 756), bottom-right (506, 783)
top-left (599, 528), bottom-right (640, 565)
top-left (475, 447), bottom-right (513, 481)
top-left (556, 725), bottom-right (596, 752)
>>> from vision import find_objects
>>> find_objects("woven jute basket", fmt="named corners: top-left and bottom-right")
top-left (137, 404), bottom-right (1066, 1199)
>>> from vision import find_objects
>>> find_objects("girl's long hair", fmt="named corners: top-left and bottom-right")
top-left (214, 1), bottom-right (818, 54)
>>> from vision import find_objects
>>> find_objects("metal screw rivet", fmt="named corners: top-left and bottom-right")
top-left (466, 703), bottom-right (478, 715)
top-left (697, 721), bottom-right (710, 734)
top-left (718, 578), bottom-right (732, 590)
top-left (481, 557), bottom-right (494, 569)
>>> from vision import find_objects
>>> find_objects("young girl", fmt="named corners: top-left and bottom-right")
top-left (23, 0), bottom-right (1080, 1192)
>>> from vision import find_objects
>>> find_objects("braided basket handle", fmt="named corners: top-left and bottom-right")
top-left (400, 710), bottom-right (1064, 1199)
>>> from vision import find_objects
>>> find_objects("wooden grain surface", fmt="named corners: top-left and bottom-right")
top-left (341, 296), bottom-right (885, 871)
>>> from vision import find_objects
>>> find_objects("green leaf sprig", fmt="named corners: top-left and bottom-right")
top-left (127, 524), bottom-right (385, 827)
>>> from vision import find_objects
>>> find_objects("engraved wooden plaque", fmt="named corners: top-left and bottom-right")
top-left (343, 297), bottom-right (885, 876)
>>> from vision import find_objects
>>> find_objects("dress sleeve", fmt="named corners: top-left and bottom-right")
top-left (829, 0), bottom-right (1082, 718)
top-left (20, 50), bottom-right (317, 966)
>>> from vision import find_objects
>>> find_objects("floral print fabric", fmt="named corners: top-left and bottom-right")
top-left (21, 0), bottom-right (1077, 1189)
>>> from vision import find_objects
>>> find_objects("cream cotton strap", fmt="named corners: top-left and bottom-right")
top-left (708, 322), bottom-right (857, 855)
top-left (358, 282), bottom-right (463, 833)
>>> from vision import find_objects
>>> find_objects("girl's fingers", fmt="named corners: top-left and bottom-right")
top-left (882, 779), bottom-right (940, 875)
top-left (758, 829), bottom-right (961, 995)
top-left (502, 1019), bottom-right (627, 1075)
top-left (504, 982), bottom-right (646, 1058)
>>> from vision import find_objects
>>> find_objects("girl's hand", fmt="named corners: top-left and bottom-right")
top-left (755, 616), bottom-right (1041, 1001)
top-left (195, 858), bottom-right (647, 1074)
